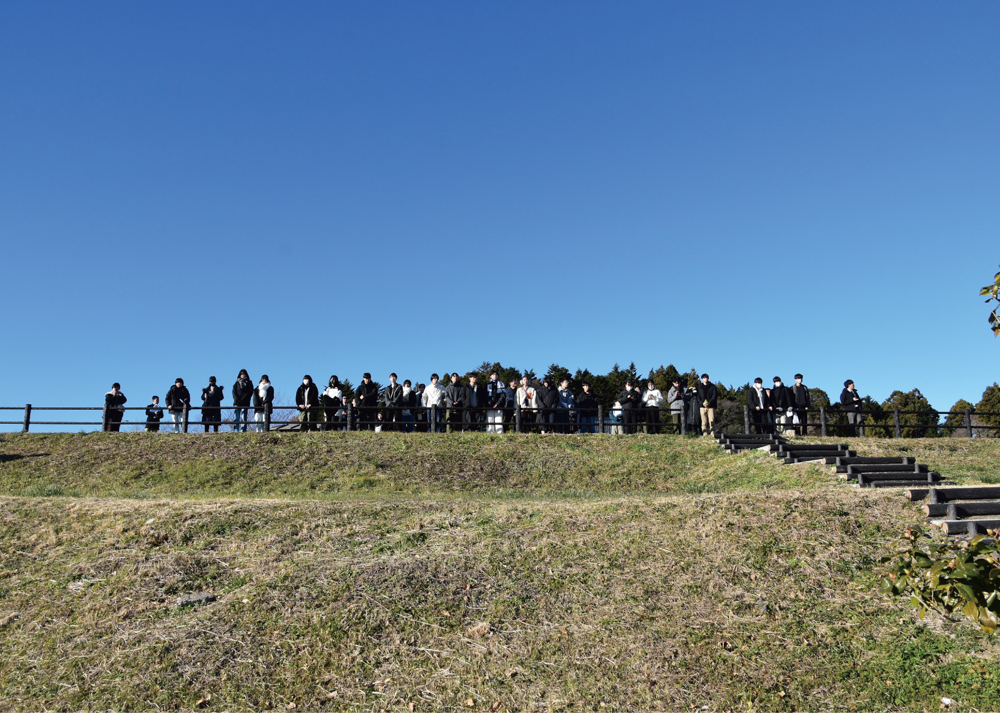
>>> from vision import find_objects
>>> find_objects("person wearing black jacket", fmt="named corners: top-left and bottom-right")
top-left (201, 376), bottom-right (224, 433)
top-left (253, 375), bottom-right (274, 431)
top-left (232, 369), bottom-right (254, 433)
top-left (538, 378), bottom-right (560, 434)
top-left (695, 374), bottom-right (718, 437)
top-left (503, 378), bottom-right (518, 433)
top-left (321, 376), bottom-right (343, 431)
top-left (401, 380), bottom-right (418, 433)
top-left (145, 396), bottom-right (164, 432)
top-left (382, 373), bottom-right (404, 432)
top-left (771, 376), bottom-right (793, 434)
top-left (748, 378), bottom-right (771, 434)
top-left (617, 380), bottom-right (642, 434)
top-left (165, 378), bottom-right (190, 433)
top-left (296, 375), bottom-right (320, 431)
top-left (104, 383), bottom-right (127, 431)
top-left (485, 371), bottom-right (506, 433)
top-left (355, 373), bottom-right (379, 431)
top-left (791, 373), bottom-right (811, 436)
top-left (466, 373), bottom-right (487, 432)
top-left (577, 382), bottom-right (599, 434)
top-left (840, 379), bottom-right (864, 437)
top-left (444, 373), bottom-right (467, 432)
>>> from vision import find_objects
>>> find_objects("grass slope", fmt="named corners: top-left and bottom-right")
top-left (2, 492), bottom-right (999, 711)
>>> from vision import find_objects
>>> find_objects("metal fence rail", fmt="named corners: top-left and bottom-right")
top-left (2, 403), bottom-right (1000, 437)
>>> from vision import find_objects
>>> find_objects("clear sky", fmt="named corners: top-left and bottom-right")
top-left (1, 1), bottom-right (998, 428)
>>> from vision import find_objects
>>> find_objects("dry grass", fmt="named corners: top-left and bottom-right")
top-left (2, 490), bottom-right (1000, 711)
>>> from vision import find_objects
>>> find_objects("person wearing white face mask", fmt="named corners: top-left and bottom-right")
top-left (771, 377), bottom-right (793, 435)
top-left (748, 378), bottom-right (770, 434)
top-left (295, 375), bottom-right (319, 432)
top-left (421, 374), bottom-right (445, 432)
top-left (791, 374), bottom-right (811, 436)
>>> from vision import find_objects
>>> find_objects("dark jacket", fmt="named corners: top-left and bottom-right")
top-left (232, 377), bottom-right (254, 407)
top-left (576, 389), bottom-right (599, 413)
top-left (840, 388), bottom-right (862, 413)
top-left (748, 387), bottom-right (770, 412)
top-left (444, 382), bottom-right (467, 408)
top-left (771, 384), bottom-right (792, 410)
top-left (253, 384), bottom-right (274, 414)
top-left (355, 381), bottom-right (379, 409)
top-left (485, 380), bottom-right (506, 408)
top-left (791, 383), bottom-right (811, 408)
top-left (202, 384), bottom-right (224, 408)
top-left (145, 403), bottom-right (164, 427)
top-left (383, 383), bottom-right (404, 408)
top-left (165, 385), bottom-right (191, 413)
top-left (695, 381), bottom-right (718, 409)
top-left (618, 388), bottom-right (641, 409)
top-left (105, 391), bottom-right (127, 409)
top-left (296, 382), bottom-right (319, 409)
top-left (468, 382), bottom-right (487, 409)
top-left (403, 389), bottom-right (418, 409)
top-left (539, 386), bottom-right (560, 410)
top-left (504, 387), bottom-right (518, 409)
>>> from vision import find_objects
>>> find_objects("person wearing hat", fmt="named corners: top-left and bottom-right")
top-left (791, 374), bottom-right (811, 436)
top-left (748, 378), bottom-right (771, 434)
top-left (296, 375), bottom-right (320, 431)
top-left (201, 376), bottom-right (225, 433)
top-left (840, 380), bottom-right (864, 436)
top-left (355, 372), bottom-right (379, 431)
top-left (165, 378), bottom-right (190, 433)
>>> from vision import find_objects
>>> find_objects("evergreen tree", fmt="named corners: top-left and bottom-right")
top-left (976, 383), bottom-right (1000, 431)
top-left (943, 399), bottom-right (975, 433)
top-left (875, 389), bottom-right (940, 438)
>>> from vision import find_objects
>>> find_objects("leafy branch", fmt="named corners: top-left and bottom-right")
top-left (881, 525), bottom-right (1000, 633)
top-left (981, 265), bottom-right (1000, 336)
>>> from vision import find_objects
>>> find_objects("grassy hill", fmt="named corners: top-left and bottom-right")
top-left (2, 433), bottom-right (1000, 711)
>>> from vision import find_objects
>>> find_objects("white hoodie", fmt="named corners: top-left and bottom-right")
top-left (422, 382), bottom-right (445, 407)
top-left (642, 388), bottom-right (664, 408)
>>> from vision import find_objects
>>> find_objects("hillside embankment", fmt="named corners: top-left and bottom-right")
top-left (2, 433), bottom-right (1000, 711)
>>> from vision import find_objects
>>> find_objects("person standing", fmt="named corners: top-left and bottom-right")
top-left (617, 380), bottom-right (641, 435)
top-left (444, 373), bottom-right (467, 432)
top-left (145, 396), bottom-right (164, 432)
top-left (537, 378), bottom-right (560, 434)
top-left (504, 378), bottom-right (519, 433)
top-left (165, 378), bottom-right (190, 433)
top-left (485, 371), bottom-right (506, 433)
top-left (355, 373), bottom-right (379, 431)
top-left (791, 373), bottom-right (811, 436)
top-left (401, 379), bottom-right (417, 432)
top-left (414, 383), bottom-right (427, 432)
top-left (748, 378), bottom-right (770, 434)
top-left (695, 374), bottom-right (718, 437)
top-left (556, 378), bottom-right (575, 433)
top-left (841, 379), bottom-right (864, 437)
top-left (104, 383), bottom-right (127, 431)
top-left (322, 376), bottom-right (343, 431)
top-left (576, 381), bottom-right (598, 434)
top-left (771, 376), bottom-right (793, 435)
top-left (201, 377), bottom-right (224, 433)
top-left (296, 375), bottom-right (319, 431)
top-left (465, 373), bottom-right (486, 432)
top-left (516, 376), bottom-right (537, 432)
top-left (253, 375), bottom-right (273, 431)
top-left (231, 369), bottom-right (254, 433)
top-left (666, 378), bottom-right (684, 434)
top-left (422, 374), bottom-right (445, 432)
top-left (642, 380), bottom-right (664, 434)
top-left (382, 373), bottom-right (404, 432)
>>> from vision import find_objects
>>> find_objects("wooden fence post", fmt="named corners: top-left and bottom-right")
top-left (182, 404), bottom-right (189, 433)
top-left (894, 408), bottom-right (901, 439)
top-left (597, 405), bottom-right (604, 435)
top-left (820, 406), bottom-right (827, 437)
top-left (22, 404), bottom-right (31, 433)
top-left (743, 404), bottom-right (750, 434)
top-left (965, 409), bottom-right (973, 438)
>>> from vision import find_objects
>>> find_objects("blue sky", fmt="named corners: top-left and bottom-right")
top-left (1, 1), bottom-right (998, 428)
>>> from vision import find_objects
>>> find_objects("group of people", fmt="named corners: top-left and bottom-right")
top-left (102, 370), bottom-right (861, 437)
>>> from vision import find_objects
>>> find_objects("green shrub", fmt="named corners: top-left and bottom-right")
top-left (881, 525), bottom-right (1000, 633)
top-left (976, 383), bottom-right (1000, 430)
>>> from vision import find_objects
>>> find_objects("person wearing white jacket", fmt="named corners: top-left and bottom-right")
top-left (421, 373), bottom-right (446, 432)
top-left (642, 380), bottom-right (665, 434)
top-left (516, 376), bottom-right (538, 433)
